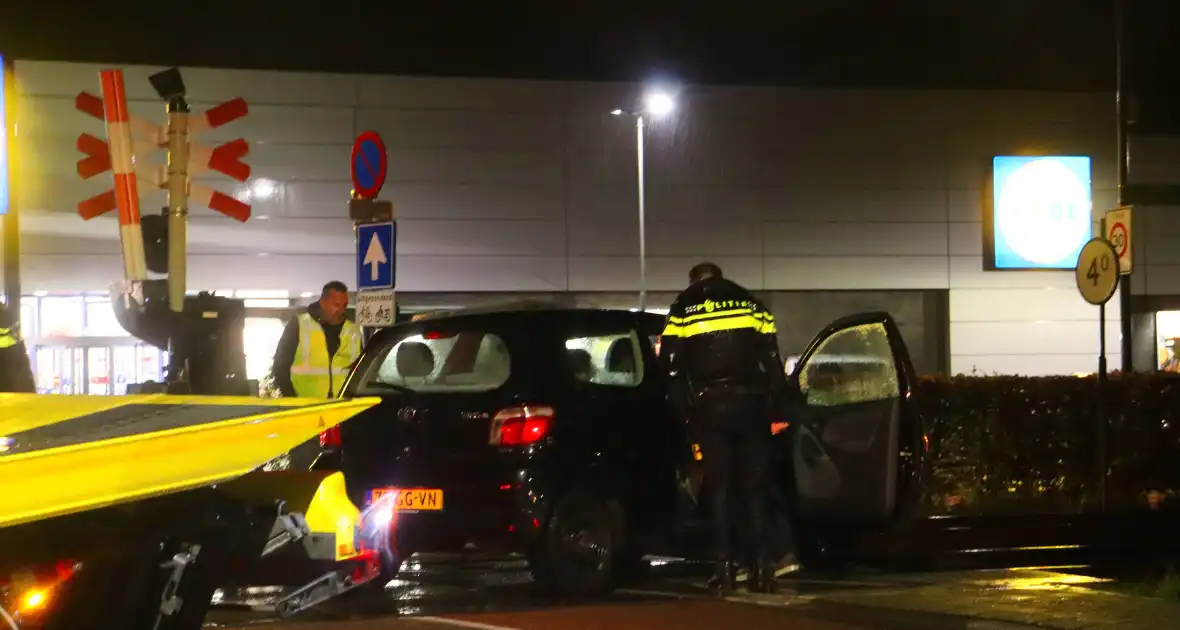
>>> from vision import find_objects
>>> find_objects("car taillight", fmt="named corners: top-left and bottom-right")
top-left (320, 425), bottom-right (342, 449)
top-left (489, 405), bottom-right (554, 447)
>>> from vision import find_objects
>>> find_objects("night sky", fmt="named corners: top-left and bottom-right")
top-left (1, 1), bottom-right (1176, 92)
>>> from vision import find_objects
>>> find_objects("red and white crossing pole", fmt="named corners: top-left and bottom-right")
top-left (98, 69), bottom-right (148, 282)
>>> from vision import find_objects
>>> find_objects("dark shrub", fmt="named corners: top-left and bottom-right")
top-left (916, 373), bottom-right (1180, 516)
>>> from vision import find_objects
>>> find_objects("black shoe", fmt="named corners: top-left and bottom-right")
top-left (706, 561), bottom-right (736, 596)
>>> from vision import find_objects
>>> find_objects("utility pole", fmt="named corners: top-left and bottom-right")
top-left (1116, 0), bottom-right (1134, 374)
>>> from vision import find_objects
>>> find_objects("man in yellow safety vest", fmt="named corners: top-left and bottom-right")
top-left (271, 281), bottom-right (362, 398)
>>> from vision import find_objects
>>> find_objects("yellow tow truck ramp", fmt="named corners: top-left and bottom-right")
top-left (0, 393), bottom-right (383, 628)
top-left (0, 393), bottom-right (378, 530)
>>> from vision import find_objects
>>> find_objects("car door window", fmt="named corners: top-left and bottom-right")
top-left (564, 330), bottom-right (645, 388)
top-left (798, 323), bottom-right (899, 407)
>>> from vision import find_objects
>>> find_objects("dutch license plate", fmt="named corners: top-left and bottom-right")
top-left (371, 487), bottom-right (444, 512)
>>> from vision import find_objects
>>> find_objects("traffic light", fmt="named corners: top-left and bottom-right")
top-left (142, 212), bottom-right (169, 274)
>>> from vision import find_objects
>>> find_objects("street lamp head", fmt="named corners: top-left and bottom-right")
top-left (610, 109), bottom-right (624, 116)
top-left (643, 91), bottom-right (675, 117)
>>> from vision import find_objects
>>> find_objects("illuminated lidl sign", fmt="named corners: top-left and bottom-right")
top-left (989, 156), bottom-right (1092, 270)
top-left (0, 53), bottom-right (8, 216)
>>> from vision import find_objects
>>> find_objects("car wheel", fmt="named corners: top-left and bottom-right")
top-left (529, 491), bottom-right (620, 598)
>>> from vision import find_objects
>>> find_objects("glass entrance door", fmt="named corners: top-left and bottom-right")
top-left (34, 342), bottom-right (167, 395)
top-left (34, 346), bottom-right (85, 394)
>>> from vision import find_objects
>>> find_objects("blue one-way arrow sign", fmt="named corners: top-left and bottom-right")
top-left (356, 221), bottom-right (395, 290)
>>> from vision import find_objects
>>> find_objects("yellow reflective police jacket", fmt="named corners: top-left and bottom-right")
top-left (660, 276), bottom-right (786, 397)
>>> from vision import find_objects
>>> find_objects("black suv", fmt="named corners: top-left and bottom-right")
top-left (324, 305), bottom-right (926, 596)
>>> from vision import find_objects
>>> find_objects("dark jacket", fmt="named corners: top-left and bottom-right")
top-left (660, 277), bottom-right (788, 411)
top-left (271, 302), bottom-right (344, 397)
top-left (0, 306), bottom-right (34, 393)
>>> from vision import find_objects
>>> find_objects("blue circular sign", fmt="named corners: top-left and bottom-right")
top-left (350, 131), bottom-right (388, 198)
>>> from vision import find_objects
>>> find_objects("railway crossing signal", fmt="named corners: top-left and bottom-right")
top-left (73, 67), bottom-right (253, 313)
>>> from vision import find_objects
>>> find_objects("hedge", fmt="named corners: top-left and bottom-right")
top-left (916, 373), bottom-right (1180, 516)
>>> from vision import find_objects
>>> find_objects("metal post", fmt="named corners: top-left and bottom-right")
top-left (166, 97), bottom-right (190, 313)
top-left (1098, 302), bottom-right (1108, 512)
top-left (3, 197), bottom-right (18, 315)
top-left (1, 57), bottom-right (17, 313)
top-left (636, 114), bottom-right (647, 312)
top-left (1116, 0), bottom-right (1133, 373)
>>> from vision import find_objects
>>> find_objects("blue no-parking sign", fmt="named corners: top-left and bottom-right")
top-left (350, 131), bottom-right (388, 199)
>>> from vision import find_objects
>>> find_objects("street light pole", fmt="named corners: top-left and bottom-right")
top-left (612, 88), bottom-right (675, 312)
top-left (636, 114), bottom-right (647, 312)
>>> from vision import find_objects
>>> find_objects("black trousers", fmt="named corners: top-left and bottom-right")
top-left (695, 391), bottom-right (775, 564)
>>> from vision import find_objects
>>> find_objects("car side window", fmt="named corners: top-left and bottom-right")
top-left (797, 323), bottom-right (898, 407)
top-left (564, 330), bottom-right (645, 388)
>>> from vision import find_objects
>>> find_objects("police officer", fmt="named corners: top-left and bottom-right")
top-left (0, 303), bottom-right (35, 393)
top-left (660, 262), bottom-right (788, 594)
top-left (271, 281), bottom-right (363, 398)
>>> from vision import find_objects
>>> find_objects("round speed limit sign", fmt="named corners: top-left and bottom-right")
top-left (1075, 238), bottom-right (1120, 306)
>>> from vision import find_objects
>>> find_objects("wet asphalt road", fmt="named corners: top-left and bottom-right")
top-left (205, 556), bottom-right (931, 630)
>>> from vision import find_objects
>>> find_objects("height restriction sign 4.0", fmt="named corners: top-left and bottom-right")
top-left (351, 131), bottom-right (388, 199)
top-left (1075, 238), bottom-right (1120, 306)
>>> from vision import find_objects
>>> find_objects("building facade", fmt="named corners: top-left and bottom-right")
top-left (8, 60), bottom-right (1180, 384)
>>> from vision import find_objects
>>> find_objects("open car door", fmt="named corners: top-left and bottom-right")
top-left (787, 311), bottom-right (925, 525)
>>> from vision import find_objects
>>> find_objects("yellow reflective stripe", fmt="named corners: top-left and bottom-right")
top-left (669, 308), bottom-right (774, 325)
top-left (677, 314), bottom-right (762, 337)
top-left (662, 321), bottom-right (683, 338)
top-left (0, 334), bottom-right (16, 349)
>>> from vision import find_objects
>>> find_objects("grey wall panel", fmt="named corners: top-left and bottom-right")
top-left (386, 149), bottom-right (562, 186)
top-left (951, 288), bottom-right (1099, 323)
top-left (763, 222), bottom-right (949, 256)
top-left (567, 256), bottom-right (764, 292)
top-left (390, 184), bottom-right (564, 220)
top-left (761, 189), bottom-right (949, 223)
top-left (355, 108), bottom-right (564, 150)
top-left (764, 256), bottom-right (949, 290)
top-left (950, 320), bottom-right (1121, 357)
top-left (567, 217), bottom-right (762, 257)
top-left (760, 155), bottom-right (949, 188)
top-left (357, 75), bottom-right (577, 112)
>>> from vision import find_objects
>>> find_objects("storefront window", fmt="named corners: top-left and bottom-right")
top-left (84, 298), bottom-right (130, 336)
top-left (19, 297), bottom-right (35, 339)
top-left (1157, 311), bottom-right (1180, 373)
top-left (244, 317), bottom-right (285, 380)
top-left (39, 297), bottom-right (84, 338)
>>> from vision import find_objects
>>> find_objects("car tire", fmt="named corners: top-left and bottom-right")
top-left (529, 491), bottom-right (620, 598)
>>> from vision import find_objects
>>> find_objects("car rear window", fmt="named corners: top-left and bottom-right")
top-left (357, 330), bottom-right (511, 394)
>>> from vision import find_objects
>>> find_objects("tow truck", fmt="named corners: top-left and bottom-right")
top-left (0, 394), bottom-right (389, 629)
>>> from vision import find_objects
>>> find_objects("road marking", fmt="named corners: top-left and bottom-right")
top-left (416, 616), bottom-right (522, 630)
top-left (618, 588), bottom-right (709, 600)
top-left (619, 588), bottom-right (815, 606)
